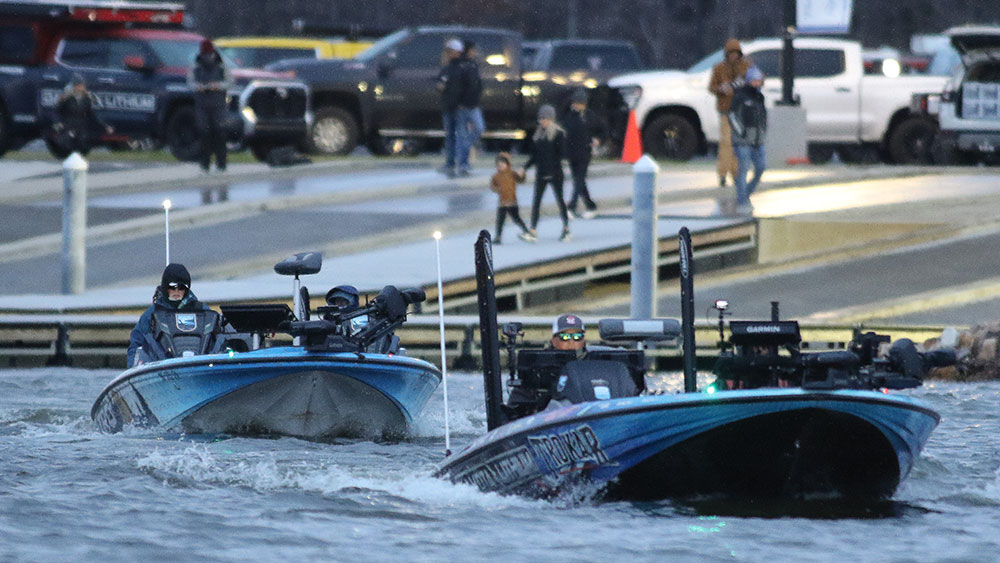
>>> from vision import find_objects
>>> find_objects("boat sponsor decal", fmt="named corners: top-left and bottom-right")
top-left (527, 424), bottom-right (611, 475)
top-left (175, 314), bottom-right (197, 332)
top-left (455, 445), bottom-right (538, 490)
top-left (40, 89), bottom-right (156, 112)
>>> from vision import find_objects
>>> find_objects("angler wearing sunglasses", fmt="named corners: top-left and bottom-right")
top-left (127, 263), bottom-right (212, 367)
top-left (550, 313), bottom-right (587, 353)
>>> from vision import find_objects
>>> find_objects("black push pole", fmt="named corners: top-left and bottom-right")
top-left (474, 230), bottom-right (505, 431)
top-left (679, 227), bottom-right (697, 393)
top-left (780, 0), bottom-right (797, 106)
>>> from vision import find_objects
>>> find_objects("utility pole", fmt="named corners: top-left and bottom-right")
top-left (780, 0), bottom-right (797, 106)
top-left (567, 0), bottom-right (578, 38)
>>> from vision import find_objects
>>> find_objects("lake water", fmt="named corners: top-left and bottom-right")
top-left (1, 368), bottom-right (998, 562)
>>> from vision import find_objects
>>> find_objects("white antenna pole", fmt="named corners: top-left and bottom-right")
top-left (434, 230), bottom-right (451, 455)
top-left (162, 199), bottom-right (172, 265)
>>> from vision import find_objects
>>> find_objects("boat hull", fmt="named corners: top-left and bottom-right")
top-left (92, 348), bottom-right (441, 439)
top-left (436, 389), bottom-right (939, 501)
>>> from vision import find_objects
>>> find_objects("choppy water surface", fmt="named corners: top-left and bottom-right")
top-left (1, 369), bottom-right (998, 562)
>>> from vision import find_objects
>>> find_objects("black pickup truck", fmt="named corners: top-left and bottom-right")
top-left (0, 0), bottom-right (309, 161)
top-left (270, 26), bottom-right (630, 155)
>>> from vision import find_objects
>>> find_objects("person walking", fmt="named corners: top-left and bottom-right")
top-left (51, 74), bottom-right (113, 156)
top-left (562, 88), bottom-right (607, 219)
top-left (456, 39), bottom-right (485, 175)
top-left (489, 152), bottom-right (535, 244)
top-left (728, 66), bottom-right (767, 215)
top-left (436, 38), bottom-right (466, 178)
top-left (188, 39), bottom-right (233, 173)
top-left (708, 38), bottom-right (749, 188)
top-left (523, 104), bottom-right (571, 242)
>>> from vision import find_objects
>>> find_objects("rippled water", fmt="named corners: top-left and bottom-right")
top-left (1, 369), bottom-right (998, 562)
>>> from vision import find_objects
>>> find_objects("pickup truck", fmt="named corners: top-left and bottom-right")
top-left (269, 26), bottom-right (626, 155)
top-left (0, 0), bottom-right (310, 162)
top-left (608, 37), bottom-right (949, 164)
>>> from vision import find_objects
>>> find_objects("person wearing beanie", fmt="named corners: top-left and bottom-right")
top-left (523, 104), bottom-right (571, 242)
top-left (187, 38), bottom-right (232, 173)
top-left (708, 38), bottom-right (750, 189)
top-left (728, 65), bottom-right (767, 215)
top-left (562, 88), bottom-right (607, 219)
top-left (127, 263), bottom-right (211, 367)
top-left (489, 152), bottom-right (534, 244)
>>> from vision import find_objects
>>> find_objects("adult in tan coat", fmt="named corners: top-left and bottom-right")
top-left (709, 38), bottom-right (750, 187)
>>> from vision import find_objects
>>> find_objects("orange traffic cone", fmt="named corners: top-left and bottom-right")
top-left (620, 110), bottom-right (642, 164)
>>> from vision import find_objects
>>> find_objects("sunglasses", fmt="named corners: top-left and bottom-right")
top-left (167, 282), bottom-right (188, 291)
top-left (558, 332), bottom-right (585, 341)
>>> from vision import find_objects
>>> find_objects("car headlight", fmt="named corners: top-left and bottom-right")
top-left (241, 106), bottom-right (257, 124)
top-left (618, 85), bottom-right (642, 109)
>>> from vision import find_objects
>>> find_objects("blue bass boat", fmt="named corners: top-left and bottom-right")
top-left (435, 230), bottom-right (951, 501)
top-left (92, 252), bottom-right (441, 440)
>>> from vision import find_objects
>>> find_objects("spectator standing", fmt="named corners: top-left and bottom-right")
top-left (457, 39), bottom-right (485, 174)
top-left (708, 38), bottom-right (749, 188)
top-left (188, 39), bottom-right (233, 173)
top-left (436, 38), bottom-right (466, 178)
top-left (562, 88), bottom-right (607, 219)
top-left (52, 73), bottom-right (113, 155)
top-left (728, 66), bottom-right (767, 215)
top-left (523, 104), bottom-right (571, 242)
top-left (489, 152), bottom-right (535, 244)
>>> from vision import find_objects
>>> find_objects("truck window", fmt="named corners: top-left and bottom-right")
top-left (468, 34), bottom-right (508, 67)
top-left (0, 25), bottom-right (35, 65)
top-left (394, 34), bottom-right (448, 68)
top-left (549, 45), bottom-right (640, 71)
top-left (59, 37), bottom-right (146, 70)
top-left (219, 46), bottom-right (315, 68)
top-left (746, 48), bottom-right (844, 79)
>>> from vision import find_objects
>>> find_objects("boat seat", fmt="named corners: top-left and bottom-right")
top-left (553, 360), bottom-right (638, 404)
top-left (144, 309), bottom-right (221, 361)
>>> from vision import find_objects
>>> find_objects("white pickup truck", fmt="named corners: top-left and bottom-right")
top-left (608, 37), bottom-right (949, 164)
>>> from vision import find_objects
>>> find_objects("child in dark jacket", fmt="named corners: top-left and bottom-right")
top-left (562, 88), bottom-right (607, 218)
top-left (523, 104), bottom-right (571, 242)
top-left (490, 152), bottom-right (535, 244)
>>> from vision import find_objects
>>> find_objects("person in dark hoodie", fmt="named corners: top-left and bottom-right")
top-left (188, 39), bottom-right (233, 173)
top-left (127, 263), bottom-right (211, 367)
top-left (522, 104), bottom-right (571, 242)
top-left (562, 88), bottom-right (607, 219)
top-left (728, 66), bottom-right (767, 215)
top-left (436, 38), bottom-right (466, 178)
top-left (52, 73), bottom-right (113, 155)
top-left (455, 39), bottom-right (484, 176)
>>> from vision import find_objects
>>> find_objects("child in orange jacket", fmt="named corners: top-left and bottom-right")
top-left (490, 152), bottom-right (535, 244)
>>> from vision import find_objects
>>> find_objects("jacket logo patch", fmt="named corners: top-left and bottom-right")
top-left (176, 314), bottom-right (197, 332)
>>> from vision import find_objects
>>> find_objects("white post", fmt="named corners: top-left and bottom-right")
top-left (162, 199), bottom-right (172, 265)
top-left (434, 230), bottom-right (451, 455)
top-left (631, 154), bottom-right (660, 319)
top-left (61, 152), bottom-right (88, 294)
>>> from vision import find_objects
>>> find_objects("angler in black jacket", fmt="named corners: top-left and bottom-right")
top-left (51, 74), bottom-right (113, 155)
top-left (437, 39), bottom-right (466, 177)
top-left (728, 66), bottom-right (767, 214)
top-left (562, 89), bottom-right (608, 218)
top-left (454, 39), bottom-right (484, 176)
top-left (188, 40), bottom-right (233, 173)
top-left (522, 104), bottom-right (571, 242)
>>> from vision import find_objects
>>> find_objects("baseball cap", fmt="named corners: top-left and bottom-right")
top-left (553, 313), bottom-right (585, 335)
top-left (445, 38), bottom-right (463, 52)
top-left (746, 65), bottom-right (764, 82)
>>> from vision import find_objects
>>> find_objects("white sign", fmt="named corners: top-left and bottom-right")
top-left (797, 0), bottom-right (853, 34)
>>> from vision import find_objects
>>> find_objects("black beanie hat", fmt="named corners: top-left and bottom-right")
top-left (161, 263), bottom-right (191, 292)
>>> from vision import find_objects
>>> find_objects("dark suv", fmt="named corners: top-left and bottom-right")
top-left (0, 0), bottom-right (310, 161)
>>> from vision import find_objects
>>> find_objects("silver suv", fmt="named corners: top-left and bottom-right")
top-left (933, 26), bottom-right (1000, 164)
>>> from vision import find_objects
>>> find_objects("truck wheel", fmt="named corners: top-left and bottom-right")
top-left (306, 106), bottom-right (358, 155)
top-left (166, 106), bottom-right (202, 162)
top-left (930, 136), bottom-right (977, 166)
top-left (642, 113), bottom-right (697, 161)
top-left (807, 144), bottom-right (835, 164)
top-left (888, 117), bottom-right (937, 164)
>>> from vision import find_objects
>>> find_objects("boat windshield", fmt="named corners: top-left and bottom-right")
top-left (687, 48), bottom-right (724, 73)
top-left (355, 29), bottom-right (410, 61)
